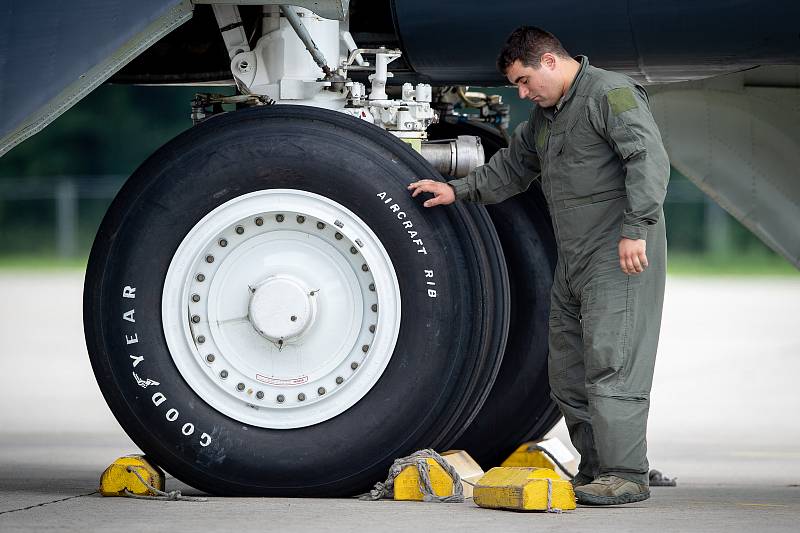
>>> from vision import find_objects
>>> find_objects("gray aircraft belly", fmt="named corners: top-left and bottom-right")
top-left (0, 0), bottom-right (193, 157)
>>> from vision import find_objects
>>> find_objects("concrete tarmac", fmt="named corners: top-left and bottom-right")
top-left (1, 272), bottom-right (799, 531)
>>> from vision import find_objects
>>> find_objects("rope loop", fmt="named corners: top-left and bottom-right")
top-left (545, 478), bottom-right (563, 514)
top-left (359, 449), bottom-right (465, 503)
top-left (124, 466), bottom-right (207, 502)
top-left (527, 444), bottom-right (575, 481)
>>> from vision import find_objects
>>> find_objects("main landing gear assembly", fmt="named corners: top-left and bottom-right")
top-left (83, 3), bottom-right (558, 496)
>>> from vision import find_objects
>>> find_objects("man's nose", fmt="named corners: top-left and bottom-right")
top-left (518, 85), bottom-right (528, 99)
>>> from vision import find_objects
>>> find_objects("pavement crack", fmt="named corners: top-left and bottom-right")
top-left (0, 491), bottom-right (98, 516)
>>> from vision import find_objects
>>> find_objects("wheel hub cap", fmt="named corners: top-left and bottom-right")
top-left (248, 275), bottom-right (316, 343)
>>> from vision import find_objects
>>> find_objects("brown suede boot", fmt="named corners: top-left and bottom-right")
top-left (570, 472), bottom-right (594, 488)
top-left (574, 475), bottom-right (650, 505)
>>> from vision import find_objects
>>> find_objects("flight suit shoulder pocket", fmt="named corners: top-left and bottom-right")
top-left (606, 87), bottom-right (639, 116)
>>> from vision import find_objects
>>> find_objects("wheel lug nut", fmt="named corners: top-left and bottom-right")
top-left (220, 369), bottom-right (228, 379)
top-left (235, 226), bottom-right (244, 235)
top-left (362, 345), bottom-right (369, 353)
top-left (219, 238), bottom-right (228, 247)
top-left (290, 315), bottom-right (297, 322)
top-left (255, 217), bottom-right (264, 226)
top-left (335, 232), bottom-right (343, 240)
top-left (192, 294), bottom-right (201, 302)
top-left (317, 222), bottom-right (325, 230)
top-left (191, 315), bottom-right (201, 323)
top-left (276, 214), bottom-right (284, 223)
top-left (196, 273), bottom-right (206, 282)
top-left (297, 215), bottom-right (305, 224)
top-left (361, 264), bottom-right (369, 272)
top-left (351, 362), bottom-right (359, 370)
top-left (371, 304), bottom-right (378, 312)
top-left (318, 387), bottom-right (326, 395)
top-left (298, 393), bottom-right (306, 401)
top-left (336, 376), bottom-right (344, 385)
top-left (197, 335), bottom-right (206, 344)
top-left (369, 283), bottom-right (375, 291)
top-left (206, 354), bottom-right (215, 363)
top-left (237, 382), bottom-right (245, 391)
top-left (277, 394), bottom-right (285, 403)
top-left (350, 247), bottom-right (358, 254)
top-left (206, 255), bottom-right (214, 263)
top-left (369, 325), bottom-right (376, 333)
top-left (256, 391), bottom-right (264, 400)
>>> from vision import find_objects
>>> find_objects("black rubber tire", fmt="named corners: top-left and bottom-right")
top-left (84, 105), bottom-right (509, 496)
top-left (428, 118), bottom-right (562, 468)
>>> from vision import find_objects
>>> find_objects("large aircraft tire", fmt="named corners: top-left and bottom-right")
top-left (84, 105), bottom-right (509, 495)
top-left (428, 118), bottom-right (561, 468)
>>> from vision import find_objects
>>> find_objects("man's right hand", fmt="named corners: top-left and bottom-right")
top-left (407, 179), bottom-right (456, 207)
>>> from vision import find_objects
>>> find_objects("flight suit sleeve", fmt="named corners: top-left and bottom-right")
top-left (598, 85), bottom-right (670, 241)
top-left (448, 120), bottom-right (541, 204)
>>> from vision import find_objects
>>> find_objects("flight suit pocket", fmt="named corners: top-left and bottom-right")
top-left (565, 114), bottom-right (605, 152)
top-left (559, 114), bottom-right (610, 198)
top-left (548, 310), bottom-right (571, 379)
top-left (582, 270), bottom-right (638, 387)
top-left (609, 121), bottom-right (645, 160)
top-left (547, 131), bottom-right (567, 161)
top-left (552, 197), bottom-right (627, 252)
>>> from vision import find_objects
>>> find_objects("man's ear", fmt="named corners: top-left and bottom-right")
top-left (541, 53), bottom-right (557, 70)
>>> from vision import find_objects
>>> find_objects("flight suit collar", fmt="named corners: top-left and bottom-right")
top-left (551, 55), bottom-right (589, 115)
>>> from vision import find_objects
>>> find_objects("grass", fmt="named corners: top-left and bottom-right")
top-left (0, 255), bottom-right (87, 271)
top-left (667, 252), bottom-right (798, 277)
top-left (0, 253), bottom-right (796, 277)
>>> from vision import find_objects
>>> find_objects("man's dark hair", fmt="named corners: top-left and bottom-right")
top-left (496, 26), bottom-right (571, 74)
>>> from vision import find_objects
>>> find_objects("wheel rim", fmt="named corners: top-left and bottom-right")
top-left (162, 189), bottom-right (401, 429)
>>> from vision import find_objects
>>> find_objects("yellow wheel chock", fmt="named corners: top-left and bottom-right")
top-left (473, 467), bottom-right (576, 512)
top-left (99, 455), bottom-right (165, 497)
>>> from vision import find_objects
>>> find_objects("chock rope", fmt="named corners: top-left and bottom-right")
top-left (528, 444), bottom-right (576, 481)
top-left (544, 478), bottom-right (562, 514)
top-left (649, 469), bottom-right (678, 487)
top-left (529, 443), bottom-right (678, 488)
top-left (123, 466), bottom-right (207, 502)
top-left (359, 449), bottom-right (465, 503)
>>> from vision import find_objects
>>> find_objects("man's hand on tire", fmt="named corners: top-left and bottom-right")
top-left (407, 180), bottom-right (456, 207)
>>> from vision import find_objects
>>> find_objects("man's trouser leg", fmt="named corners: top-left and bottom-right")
top-left (548, 259), bottom-right (599, 479)
top-left (580, 235), bottom-right (666, 485)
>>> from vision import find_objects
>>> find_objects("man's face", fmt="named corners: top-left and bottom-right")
top-left (506, 56), bottom-right (561, 108)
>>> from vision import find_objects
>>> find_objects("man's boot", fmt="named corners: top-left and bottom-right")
top-left (574, 475), bottom-right (650, 505)
top-left (570, 472), bottom-right (594, 488)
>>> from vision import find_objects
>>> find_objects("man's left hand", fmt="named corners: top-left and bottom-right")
top-left (619, 238), bottom-right (648, 275)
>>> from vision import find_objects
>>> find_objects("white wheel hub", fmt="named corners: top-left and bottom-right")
top-left (162, 189), bottom-right (401, 429)
top-left (248, 275), bottom-right (317, 343)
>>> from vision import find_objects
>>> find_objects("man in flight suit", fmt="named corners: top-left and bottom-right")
top-left (408, 26), bottom-right (669, 505)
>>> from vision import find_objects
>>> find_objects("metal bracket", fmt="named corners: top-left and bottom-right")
top-left (212, 4), bottom-right (250, 59)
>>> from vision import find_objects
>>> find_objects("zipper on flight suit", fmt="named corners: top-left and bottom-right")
top-left (544, 109), bottom-right (573, 293)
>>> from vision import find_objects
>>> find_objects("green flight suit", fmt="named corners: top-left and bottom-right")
top-left (448, 56), bottom-right (669, 485)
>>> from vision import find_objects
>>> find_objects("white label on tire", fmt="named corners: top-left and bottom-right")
top-left (121, 284), bottom-right (213, 448)
top-left (376, 192), bottom-right (427, 254)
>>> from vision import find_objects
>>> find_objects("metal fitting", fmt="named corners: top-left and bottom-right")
top-left (420, 135), bottom-right (485, 178)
